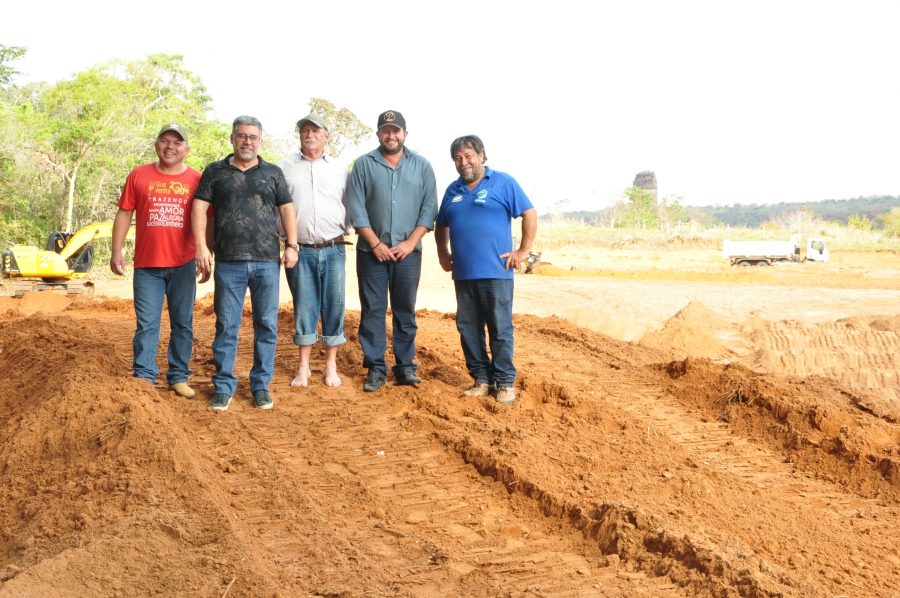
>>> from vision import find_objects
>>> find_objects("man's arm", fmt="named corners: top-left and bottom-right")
top-left (278, 202), bottom-right (299, 269)
top-left (109, 208), bottom-right (134, 275)
top-left (192, 199), bottom-right (213, 275)
top-left (434, 225), bottom-right (452, 272)
top-left (390, 161), bottom-right (437, 261)
top-left (502, 208), bottom-right (537, 270)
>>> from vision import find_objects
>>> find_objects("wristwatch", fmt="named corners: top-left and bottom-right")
top-left (285, 243), bottom-right (299, 251)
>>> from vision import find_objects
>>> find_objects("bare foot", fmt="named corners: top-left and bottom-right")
top-left (291, 366), bottom-right (312, 387)
top-left (323, 364), bottom-right (342, 387)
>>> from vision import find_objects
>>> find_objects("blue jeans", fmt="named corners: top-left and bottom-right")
top-left (212, 260), bottom-right (280, 396)
top-left (356, 249), bottom-right (421, 377)
top-left (286, 244), bottom-right (346, 347)
top-left (132, 261), bottom-right (196, 385)
top-left (454, 278), bottom-right (516, 387)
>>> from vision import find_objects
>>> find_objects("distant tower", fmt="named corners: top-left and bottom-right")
top-left (633, 171), bottom-right (658, 203)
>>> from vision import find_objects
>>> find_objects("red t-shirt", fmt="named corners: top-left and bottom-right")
top-left (118, 163), bottom-right (202, 268)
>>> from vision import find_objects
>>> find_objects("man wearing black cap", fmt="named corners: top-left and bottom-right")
top-left (347, 110), bottom-right (438, 392)
top-left (111, 123), bottom-right (206, 400)
top-left (278, 113), bottom-right (351, 388)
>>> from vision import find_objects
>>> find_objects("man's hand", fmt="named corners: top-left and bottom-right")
top-left (438, 253), bottom-right (452, 272)
top-left (372, 242), bottom-right (395, 262)
top-left (500, 248), bottom-right (530, 271)
top-left (109, 253), bottom-right (126, 276)
top-left (196, 246), bottom-right (214, 278)
top-left (282, 247), bottom-right (298, 269)
top-left (389, 239), bottom-right (416, 261)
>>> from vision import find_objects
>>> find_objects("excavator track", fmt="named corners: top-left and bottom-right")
top-left (0, 278), bottom-right (94, 298)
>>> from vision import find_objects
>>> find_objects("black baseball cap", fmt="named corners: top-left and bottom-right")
top-left (377, 110), bottom-right (406, 130)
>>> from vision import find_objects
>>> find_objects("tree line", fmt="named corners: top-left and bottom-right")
top-left (0, 46), bottom-right (369, 247)
top-left (697, 195), bottom-right (900, 228)
top-left (549, 191), bottom-right (900, 237)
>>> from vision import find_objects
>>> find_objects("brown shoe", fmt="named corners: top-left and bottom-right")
top-left (462, 382), bottom-right (491, 398)
top-left (170, 382), bottom-right (195, 399)
top-left (495, 387), bottom-right (517, 404)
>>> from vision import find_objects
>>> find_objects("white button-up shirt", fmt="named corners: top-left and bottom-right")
top-left (279, 152), bottom-right (350, 244)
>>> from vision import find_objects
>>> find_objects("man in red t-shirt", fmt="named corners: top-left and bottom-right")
top-left (110, 123), bottom-right (207, 399)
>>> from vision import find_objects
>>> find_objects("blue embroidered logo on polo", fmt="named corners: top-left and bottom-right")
top-left (474, 190), bottom-right (488, 206)
top-left (452, 194), bottom-right (464, 203)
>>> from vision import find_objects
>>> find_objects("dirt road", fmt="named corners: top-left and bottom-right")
top-left (0, 246), bottom-right (897, 597)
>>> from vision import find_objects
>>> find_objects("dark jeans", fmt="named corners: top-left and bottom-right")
top-left (132, 261), bottom-right (196, 385)
top-left (454, 278), bottom-right (516, 387)
top-left (356, 249), bottom-right (422, 377)
top-left (212, 260), bottom-right (280, 396)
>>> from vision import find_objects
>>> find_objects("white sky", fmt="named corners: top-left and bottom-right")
top-left (3, 0), bottom-right (898, 213)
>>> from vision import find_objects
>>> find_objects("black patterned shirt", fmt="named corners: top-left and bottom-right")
top-left (195, 155), bottom-right (292, 262)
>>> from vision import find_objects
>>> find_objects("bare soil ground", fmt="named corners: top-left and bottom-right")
top-left (0, 244), bottom-right (898, 597)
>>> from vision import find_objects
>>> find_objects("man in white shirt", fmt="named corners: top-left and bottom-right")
top-left (279, 114), bottom-right (351, 387)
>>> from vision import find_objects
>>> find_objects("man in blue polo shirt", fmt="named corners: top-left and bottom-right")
top-left (347, 110), bottom-right (438, 392)
top-left (435, 135), bottom-right (537, 405)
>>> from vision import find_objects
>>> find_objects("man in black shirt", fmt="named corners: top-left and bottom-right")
top-left (192, 115), bottom-right (298, 412)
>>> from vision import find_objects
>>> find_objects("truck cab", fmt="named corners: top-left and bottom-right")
top-left (806, 238), bottom-right (829, 262)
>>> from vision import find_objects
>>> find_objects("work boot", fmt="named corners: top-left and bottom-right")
top-left (462, 382), bottom-right (491, 398)
top-left (209, 393), bottom-right (233, 412)
top-left (252, 390), bottom-right (274, 410)
top-left (395, 371), bottom-right (422, 386)
top-left (170, 382), bottom-right (195, 400)
top-left (363, 370), bottom-right (386, 392)
top-left (495, 387), bottom-right (517, 405)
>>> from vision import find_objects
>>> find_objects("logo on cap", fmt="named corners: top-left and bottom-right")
top-left (377, 110), bottom-right (406, 130)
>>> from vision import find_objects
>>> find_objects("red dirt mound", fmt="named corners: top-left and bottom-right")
top-left (0, 295), bottom-right (898, 597)
top-left (640, 301), bottom-right (734, 360)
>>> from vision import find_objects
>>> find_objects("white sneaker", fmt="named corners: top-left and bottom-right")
top-left (495, 387), bottom-right (517, 404)
top-left (462, 382), bottom-right (491, 397)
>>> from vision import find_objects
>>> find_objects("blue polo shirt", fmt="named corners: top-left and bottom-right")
top-left (346, 147), bottom-right (438, 251)
top-left (436, 167), bottom-right (533, 280)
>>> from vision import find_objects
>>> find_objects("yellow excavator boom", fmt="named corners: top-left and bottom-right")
top-left (56, 222), bottom-right (118, 261)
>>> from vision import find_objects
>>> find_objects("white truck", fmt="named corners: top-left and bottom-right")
top-left (722, 236), bottom-right (829, 266)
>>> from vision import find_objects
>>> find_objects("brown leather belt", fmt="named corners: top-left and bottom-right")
top-left (301, 236), bottom-right (352, 249)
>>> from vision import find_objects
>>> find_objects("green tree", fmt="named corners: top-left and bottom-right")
top-left (12, 54), bottom-right (226, 234)
top-left (0, 44), bottom-right (26, 87)
top-left (879, 207), bottom-right (900, 238)
top-left (21, 68), bottom-right (141, 231)
top-left (615, 186), bottom-right (658, 229)
top-left (308, 98), bottom-right (372, 158)
top-left (848, 213), bottom-right (872, 231)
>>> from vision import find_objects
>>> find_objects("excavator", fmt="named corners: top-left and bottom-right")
top-left (1, 222), bottom-right (134, 297)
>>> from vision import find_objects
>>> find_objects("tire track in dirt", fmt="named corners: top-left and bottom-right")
top-left (605, 374), bottom-right (886, 516)
top-left (165, 317), bottom-right (679, 596)
top-left (175, 394), bottom-right (410, 596)
top-left (746, 319), bottom-right (900, 402)
top-left (248, 377), bottom-right (681, 597)
top-left (449, 315), bottom-right (900, 597)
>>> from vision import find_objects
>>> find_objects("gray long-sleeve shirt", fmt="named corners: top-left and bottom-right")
top-left (346, 147), bottom-right (438, 251)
